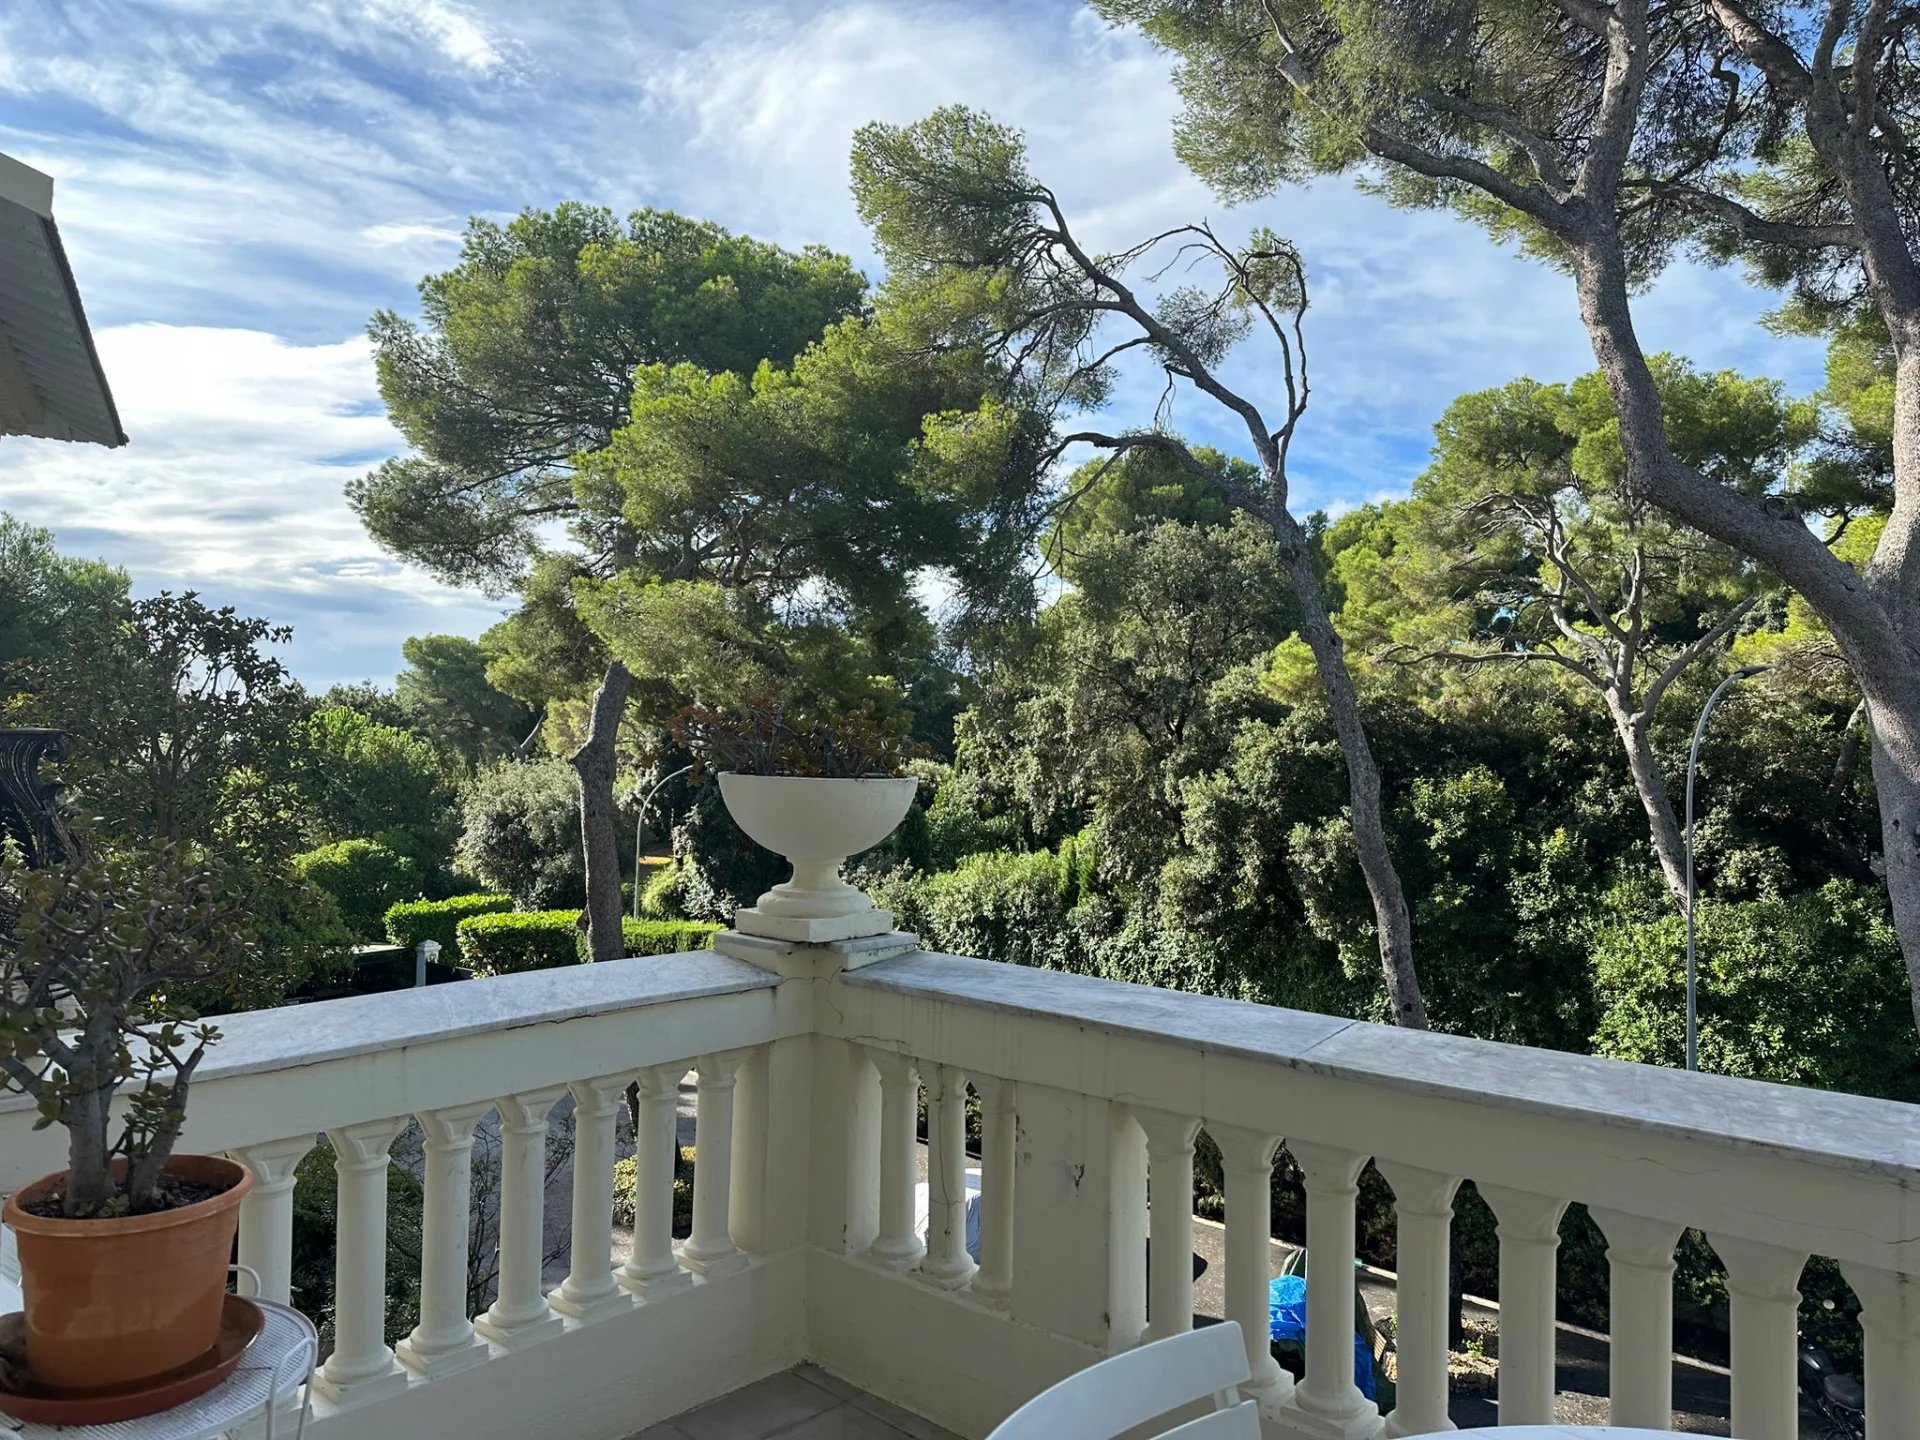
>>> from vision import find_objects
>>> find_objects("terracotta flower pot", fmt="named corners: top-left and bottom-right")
top-left (3, 1154), bottom-right (252, 1392)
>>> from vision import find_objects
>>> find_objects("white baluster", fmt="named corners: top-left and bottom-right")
top-left (313, 1117), bottom-right (410, 1407)
top-left (1209, 1122), bottom-right (1290, 1403)
top-left (1136, 1108), bottom-right (1201, 1343)
top-left (1840, 1261), bottom-right (1920, 1440)
top-left (869, 1049), bottom-right (925, 1270)
top-left (396, 1101), bottom-right (495, 1378)
top-left (229, 1135), bottom-right (315, 1306)
top-left (922, 1063), bottom-right (978, 1288)
top-left (1478, 1184), bottom-right (1568, 1426)
top-left (1588, 1207), bottom-right (1683, 1429)
top-left (728, 1045), bottom-right (770, 1254)
top-left (974, 1074), bottom-right (1017, 1304)
top-left (550, 1073), bottom-right (633, 1321)
top-left (1108, 1109), bottom-right (1149, 1352)
top-left (1282, 1141), bottom-right (1381, 1439)
top-left (1709, 1233), bottom-right (1805, 1440)
top-left (1375, 1161), bottom-right (1461, 1437)
top-left (679, 1050), bottom-right (747, 1276)
top-left (619, 1064), bottom-right (691, 1299)
top-left (474, 1087), bottom-right (566, 1349)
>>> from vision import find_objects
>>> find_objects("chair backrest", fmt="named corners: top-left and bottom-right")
top-left (986, 1322), bottom-right (1260, 1440)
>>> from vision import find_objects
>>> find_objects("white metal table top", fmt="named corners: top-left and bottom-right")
top-left (0, 1299), bottom-right (315, 1440)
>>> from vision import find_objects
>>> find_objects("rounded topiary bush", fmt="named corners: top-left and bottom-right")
top-left (293, 838), bottom-right (423, 943)
top-left (454, 759), bottom-right (586, 909)
top-left (457, 909), bottom-right (584, 976)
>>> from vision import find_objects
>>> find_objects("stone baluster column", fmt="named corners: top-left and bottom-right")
top-left (1478, 1184), bottom-right (1569, 1426)
top-left (229, 1135), bottom-right (316, 1306)
top-left (868, 1049), bottom-right (925, 1270)
top-left (974, 1074), bottom-right (1017, 1305)
top-left (1135, 1107), bottom-right (1202, 1343)
top-left (619, 1064), bottom-right (692, 1299)
top-left (1709, 1234), bottom-right (1805, 1440)
top-left (1209, 1123), bottom-right (1289, 1402)
top-left (728, 1045), bottom-right (771, 1255)
top-left (550, 1074), bottom-right (633, 1321)
top-left (1108, 1110), bottom-right (1149, 1352)
top-left (1282, 1140), bottom-right (1380, 1438)
top-left (679, 1051), bottom-right (747, 1276)
top-left (922, 1063), bottom-right (977, 1288)
top-left (1375, 1161), bottom-right (1462, 1438)
top-left (313, 1117), bottom-right (410, 1407)
top-left (396, 1101), bottom-right (495, 1378)
top-left (1841, 1261), bottom-right (1920, 1439)
top-left (475, 1087), bottom-right (566, 1349)
top-left (1589, 1206), bottom-right (1684, 1430)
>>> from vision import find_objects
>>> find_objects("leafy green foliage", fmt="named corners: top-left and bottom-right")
top-left (300, 706), bottom-right (460, 886)
top-left (454, 759), bottom-right (586, 909)
top-left (621, 917), bottom-right (721, 956)
top-left (0, 516), bottom-right (128, 691)
top-left (292, 839), bottom-right (424, 944)
top-left (383, 893), bottom-right (514, 966)
top-left (457, 909), bottom-right (586, 976)
top-left (0, 835), bottom-right (250, 1217)
top-left (395, 634), bottom-right (537, 769)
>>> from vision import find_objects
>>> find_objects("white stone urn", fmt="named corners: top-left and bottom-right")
top-left (717, 772), bottom-right (918, 942)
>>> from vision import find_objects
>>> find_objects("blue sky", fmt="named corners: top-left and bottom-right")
top-left (0, 0), bottom-right (1826, 687)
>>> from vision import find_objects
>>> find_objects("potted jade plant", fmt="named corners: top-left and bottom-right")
top-left (0, 834), bottom-right (255, 1398)
top-left (671, 697), bottom-right (918, 940)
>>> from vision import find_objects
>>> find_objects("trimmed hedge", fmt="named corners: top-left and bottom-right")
top-left (458, 909), bottom-right (584, 976)
top-left (293, 838), bottom-right (423, 943)
top-left (456, 909), bottom-right (721, 976)
top-left (384, 893), bottom-right (513, 966)
top-left (622, 917), bottom-right (721, 957)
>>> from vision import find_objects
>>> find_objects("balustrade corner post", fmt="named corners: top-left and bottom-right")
top-left (620, 1063), bottom-right (693, 1299)
top-left (1708, 1233), bottom-right (1806, 1440)
top-left (973, 1074), bottom-right (1018, 1305)
top-left (228, 1135), bottom-right (316, 1308)
top-left (921, 1062), bottom-right (978, 1289)
top-left (475, 1087), bottom-right (567, 1350)
top-left (1207, 1122), bottom-right (1289, 1403)
top-left (1374, 1161), bottom-right (1462, 1439)
top-left (397, 1100), bottom-right (496, 1378)
top-left (1477, 1183), bottom-right (1570, 1427)
top-left (867, 1048), bottom-right (926, 1271)
top-left (550, 1074), bottom-right (635, 1323)
top-left (1839, 1260), bottom-right (1920, 1437)
top-left (1588, 1206), bottom-right (1684, 1430)
top-left (1012, 1083), bottom-right (1128, 1351)
top-left (313, 1117), bottom-right (411, 1407)
top-left (1135, 1106), bottom-right (1203, 1344)
top-left (1280, 1140), bottom-right (1382, 1439)
top-left (679, 1050), bottom-right (749, 1277)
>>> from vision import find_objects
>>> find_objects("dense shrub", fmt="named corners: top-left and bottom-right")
top-left (920, 836), bottom-right (1100, 969)
top-left (458, 909), bottom-right (584, 976)
top-left (384, 892), bottom-right (513, 966)
top-left (301, 706), bottom-right (460, 891)
top-left (612, 1145), bottom-right (696, 1233)
top-left (622, 917), bottom-right (721, 955)
top-left (454, 759), bottom-right (586, 909)
top-left (293, 838), bottom-right (423, 942)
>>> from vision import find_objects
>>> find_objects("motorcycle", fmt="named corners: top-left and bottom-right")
top-left (1798, 1337), bottom-right (1865, 1439)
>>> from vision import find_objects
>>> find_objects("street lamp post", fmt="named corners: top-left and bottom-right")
top-left (1683, 665), bottom-right (1770, 1072)
top-left (631, 765), bottom-right (694, 920)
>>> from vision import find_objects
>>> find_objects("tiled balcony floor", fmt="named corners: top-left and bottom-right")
top-left (631, 1365), bottom-right (964, 1440)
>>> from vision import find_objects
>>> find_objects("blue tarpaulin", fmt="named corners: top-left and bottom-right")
top-left (1267, 1274), bottom-right (1377, 1401)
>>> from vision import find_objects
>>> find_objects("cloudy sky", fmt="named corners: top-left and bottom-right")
top-left (0, 0), bottom-right (1824, 687)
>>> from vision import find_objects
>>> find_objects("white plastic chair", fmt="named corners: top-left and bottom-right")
top-left (986, 1322), bottom-right (1261, 1440)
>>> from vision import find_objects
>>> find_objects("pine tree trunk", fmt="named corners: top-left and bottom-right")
top-left (1612, 708), bottom-right (1690, 910)
top-left (570, 661), bottom-right (632, 965)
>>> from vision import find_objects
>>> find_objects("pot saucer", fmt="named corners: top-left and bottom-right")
top-left (0, 1293), bottom-right (265, 1424)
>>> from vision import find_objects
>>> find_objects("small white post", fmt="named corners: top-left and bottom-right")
top-left (1375, 1161), bottom-right (1462, 1438)
top-left (550, 1074), bottom-right (633, 1322)
top-left (415, 937), bottom-right (440, 988)
top-left (475, 1087), bottom-right (566, 1350)
top-left (229, 1135), bottom-right (316, 1307)
top-left (1282, 1140), bottom-right (1381, 1439)
top-left (397, 1101), bottom-right (495, 1378)
top-left (619, 1064), bottom-right (691, 1299)
top-left (1209, 1122), bottom-right (1289, 1403)
top-left (974, 1074), bottom-right (1017, 1304)
top-left (1709, 1233), bottom-right (1805, 1440)
top-left (922, 1063), bottom-right (977, 1288)
top-left (1478, 1184), bottom-right (1569, 1427)
top-left (313, 1117), bottom-right (410, 1407)
top-left (868, 1049), bottom-right (925, 1270)
top-left (1589, 1206), bottom-right (1684, 1429)
top-left (679, 1051), bottom-right (747, 1276)
top-left (1135, 1107), bottom-right (1202, 1343)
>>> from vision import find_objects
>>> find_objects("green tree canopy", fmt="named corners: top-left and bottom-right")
top-left (395, 633), bottom-right (537, 768)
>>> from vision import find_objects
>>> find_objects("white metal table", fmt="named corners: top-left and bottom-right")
top-left (0, 1275), bottom-right (315, 1440)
